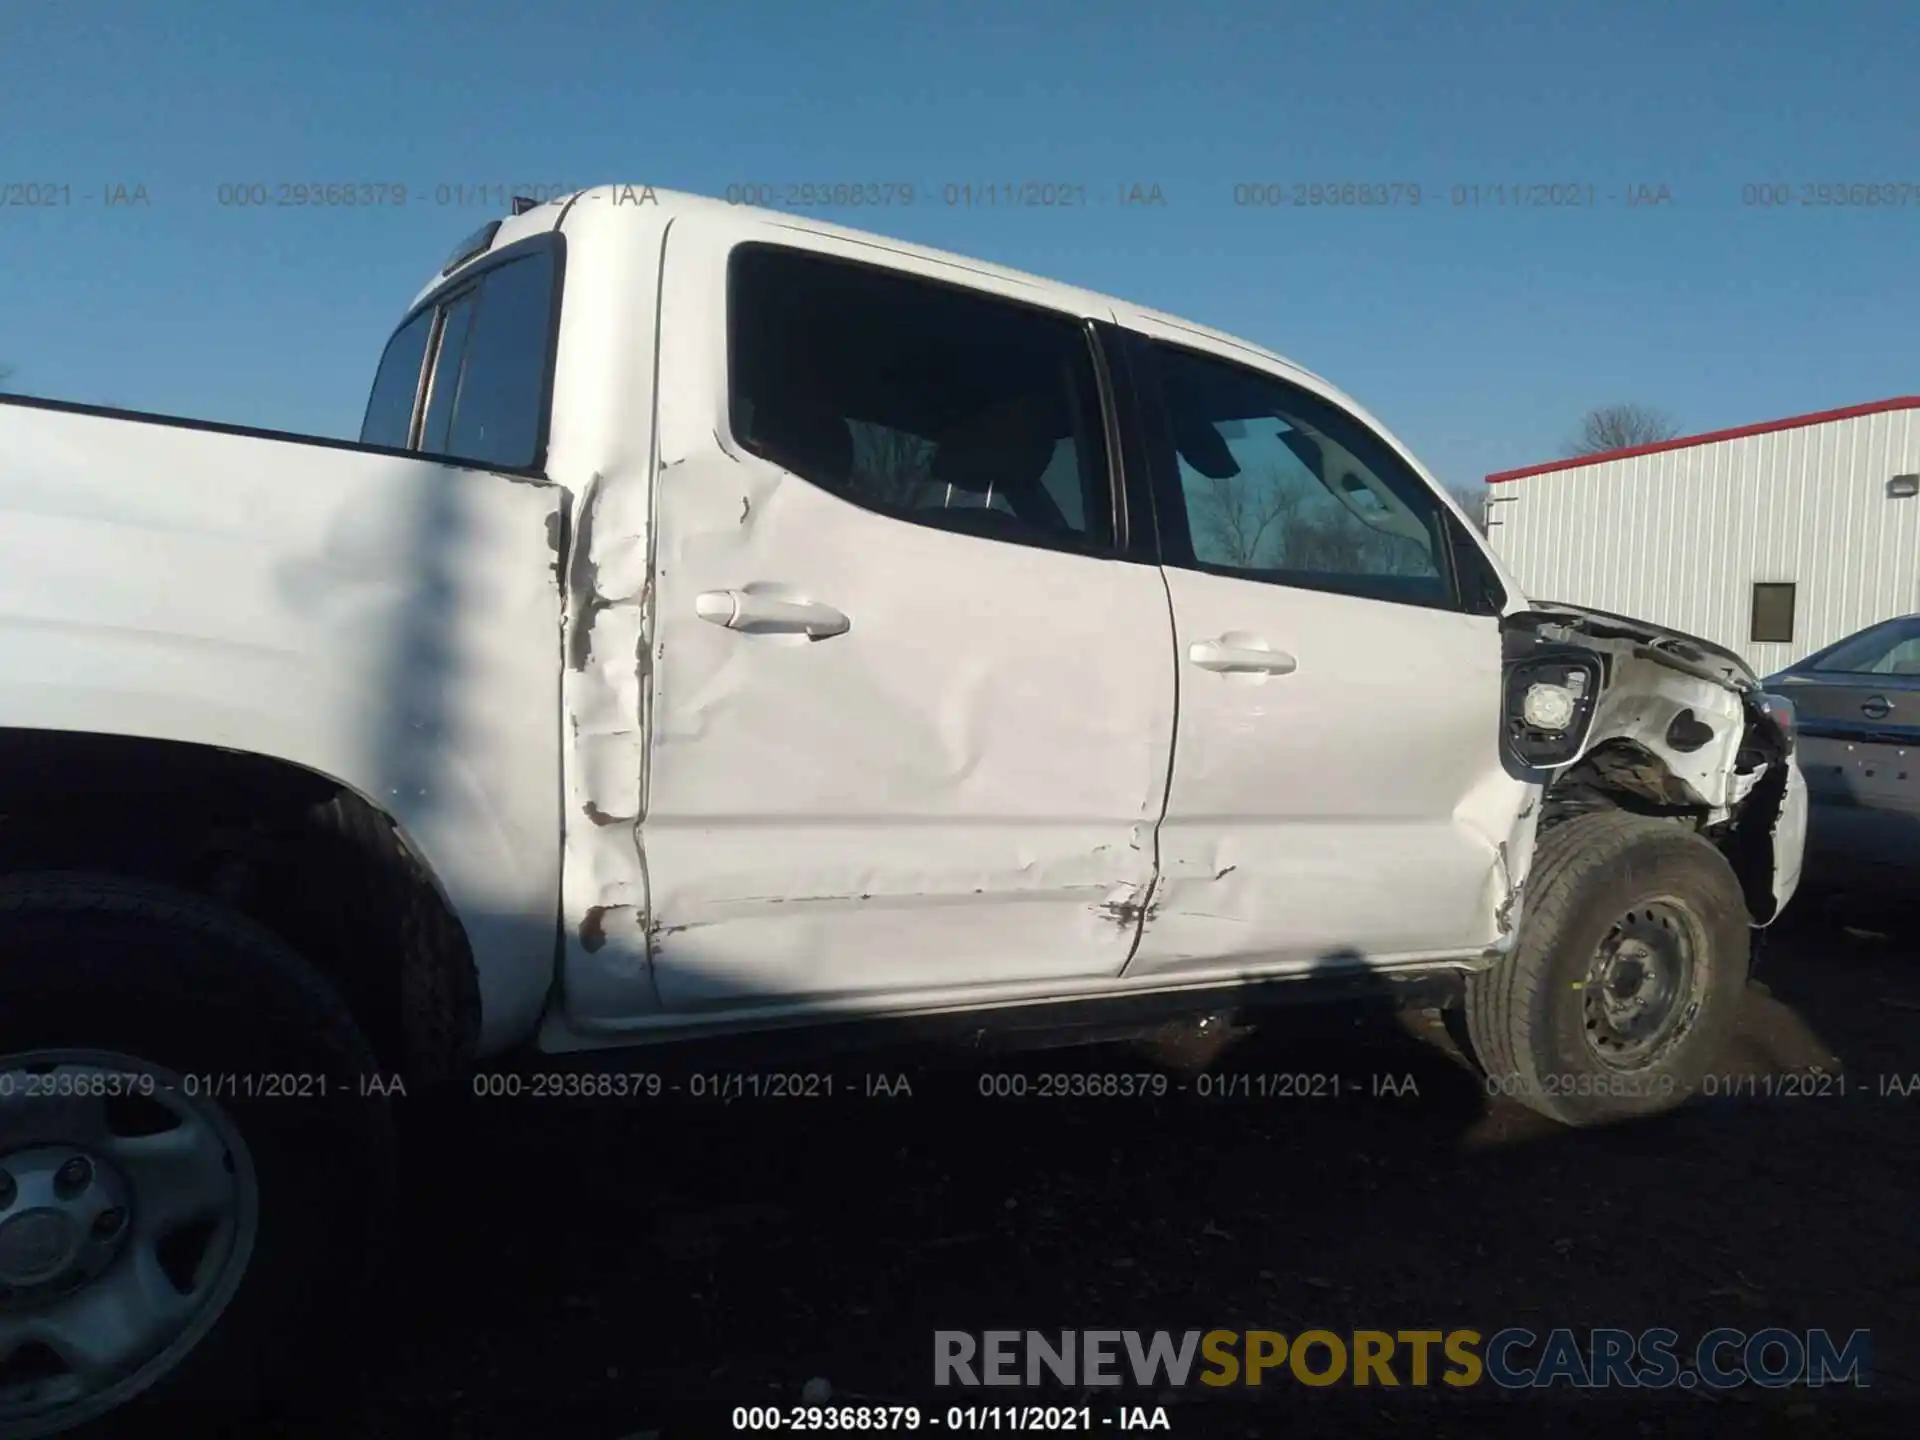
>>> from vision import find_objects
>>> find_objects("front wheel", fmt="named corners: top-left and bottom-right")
top-left (1465, 811), bottom-right (1750, 1126)
top-left (0, 874), bottom-right (393, 1437)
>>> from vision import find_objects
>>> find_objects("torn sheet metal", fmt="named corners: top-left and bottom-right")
top-left (1578, 652), bottom-right (1755, 817)
top-left (1513, 603), bottom-right (1764, 815)
top-left (1508, 603), bottom-right (1808, 920)
top-left (554, 460), bottom-right (659, 1015)
top-left (538, 205), bottom-right (673, 1024)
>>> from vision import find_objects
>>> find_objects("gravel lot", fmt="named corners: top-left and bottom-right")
top-left (231, 890), bottom-right (1916, 1440)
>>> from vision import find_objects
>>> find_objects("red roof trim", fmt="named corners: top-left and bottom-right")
top-left (1484, 395), bottom-right (1920, 484)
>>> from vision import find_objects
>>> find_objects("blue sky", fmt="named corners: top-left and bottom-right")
top-left (3, 0), bottom-right (1916, 488)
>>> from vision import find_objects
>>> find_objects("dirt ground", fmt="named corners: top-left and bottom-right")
top-left (245, 889), bottom-right (1915, 1440)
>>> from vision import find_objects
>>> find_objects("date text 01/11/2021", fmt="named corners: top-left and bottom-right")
top-left (467, 1069), bottom-right (914, 1100)
top-left (206, 183), bottom-right (588, 209)
top-left (6, 182), bottom-right (594, 210)
top-left (0, 1069), bottom-right (408, 1099)
top-left (457, 1070), bottom-right (1424, 1102)
top-left (722, 182), bottom-right (1168, 210)
top-left (1229, 182), bottom-right (1675, 208)
top-left (730, 1404), bottom-right (1172, 1432)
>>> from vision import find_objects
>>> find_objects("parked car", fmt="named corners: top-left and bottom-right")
top-left (1766, 613), bottom-right (1920, 886)
top-left (0, 187), bottom-right (1805, 1436)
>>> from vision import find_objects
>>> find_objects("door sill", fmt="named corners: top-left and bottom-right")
top-left (534, 948), bottom-right (1487, 1060)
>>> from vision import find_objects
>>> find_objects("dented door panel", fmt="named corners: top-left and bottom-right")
top-left (616, 215), bottom-right (1176, 1013)
top-left (1133, 570), bottom-right (1519, 974)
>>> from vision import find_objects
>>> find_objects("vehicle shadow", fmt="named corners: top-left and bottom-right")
top-left (240, 457), bottom-right (1913, 1436)
top-left (241, 899), bottom-right (1919, 1439)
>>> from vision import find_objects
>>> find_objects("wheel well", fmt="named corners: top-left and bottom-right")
top-left (0, 728), bottom-right (480, 1079)
top-left (1542, 739), bottom-right (1706, 825)
top-left (1540, 736), bottom-right (1787, 923)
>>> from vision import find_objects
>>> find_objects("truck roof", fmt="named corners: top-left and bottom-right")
top-left (415, 185), bottom-right (1328, 389)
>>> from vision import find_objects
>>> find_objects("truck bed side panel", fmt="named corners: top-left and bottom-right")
top-left (0, 402), bottom-right (565, 1052)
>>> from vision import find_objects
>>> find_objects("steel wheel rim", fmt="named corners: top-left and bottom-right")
top-left (0, 1050), bottom-right (259, 1436)
top-left (1582, 899), bottom-right (1708, 1070)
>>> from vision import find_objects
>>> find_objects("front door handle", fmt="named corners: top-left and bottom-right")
top-left (1188, 638), bottom-right (1297, 675)
top-left (695, 590), bottom-right (851, 639)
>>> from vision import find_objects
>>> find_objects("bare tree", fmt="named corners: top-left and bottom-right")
top-left (1448, 486), bottom-right (1488, 533)
top-left (1186, 465), bottom-right (1435, 576)
top-left (848, 421), bottom-right (938, 510)
top-left (1568, 403), bottom-right (1679, 457)
top-left (1190, 467), bottom-right (1298, 568)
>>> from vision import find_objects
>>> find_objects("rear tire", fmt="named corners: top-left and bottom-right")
top-left (1465, 812), bottom-right (1750, 1126)
top-left (0, 873), bottom-right (392, 1437)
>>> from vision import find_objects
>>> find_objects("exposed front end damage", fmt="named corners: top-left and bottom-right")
top-left (1501, 603), bottom-right (1806, 926)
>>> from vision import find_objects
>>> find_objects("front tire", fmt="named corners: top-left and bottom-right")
top-left (0, 874), bottom-right (393, 1437)
top-left (1465, 811), bottom-right (1750, 1126)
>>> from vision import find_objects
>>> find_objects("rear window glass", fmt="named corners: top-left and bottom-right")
top-left (360, 244), bottom-right (558, 470)
top-left (359, 308), bottom-right (434, 448)
top-left (1807, 618), bottom-right (1920, 674)
top-left (444, 250), bottom-right (556, 468)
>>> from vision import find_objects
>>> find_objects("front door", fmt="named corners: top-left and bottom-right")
top-left (1114, 320), bottom-right (1523, 978)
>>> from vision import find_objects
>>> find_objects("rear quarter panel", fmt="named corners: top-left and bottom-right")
top-left (0, 402), bottom-right (566, 1052)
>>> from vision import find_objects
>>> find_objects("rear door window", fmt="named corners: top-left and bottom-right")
top-left (444, 250), bottom-right (557, 467)
top-left (1808, 618), bottom-right (1920, 675)
top-left (728, 244), bottom-right (1116, 555)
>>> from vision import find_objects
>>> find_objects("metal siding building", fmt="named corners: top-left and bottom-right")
top-left (1484, 397), bottom-right (1920, 674)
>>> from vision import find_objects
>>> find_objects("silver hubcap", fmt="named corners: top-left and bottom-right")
top-left (0, 1052), bottom-right (258, 1436)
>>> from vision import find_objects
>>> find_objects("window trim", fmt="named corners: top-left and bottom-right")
top-left (362, 231), bottom-right (567, 478)
top-left (1080, 318), bottom-right (1132, 555)
top-left (723, 240), bottom-right (1125, 560)
top-left (417, 284), bottom-right (479, 453)
top-left (1121, 329), bottom-right (1468, 612)
top-left (1090, 320), bottom-right (1162, 566)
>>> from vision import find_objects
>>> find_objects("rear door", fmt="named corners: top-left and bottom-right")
top-left (633, 223), bottom-right (1176, 1011)
top-left (1112, 319), bottom-right (1526, 979)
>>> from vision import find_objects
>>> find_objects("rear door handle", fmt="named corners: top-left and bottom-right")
top-left (1188, 638), bottom-right (1297, 674)
top-left (695, 590), bottom-right (851, 638)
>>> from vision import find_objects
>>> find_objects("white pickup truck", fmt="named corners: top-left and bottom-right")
top-left (0, 187), bottom-right (1805, 1435)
